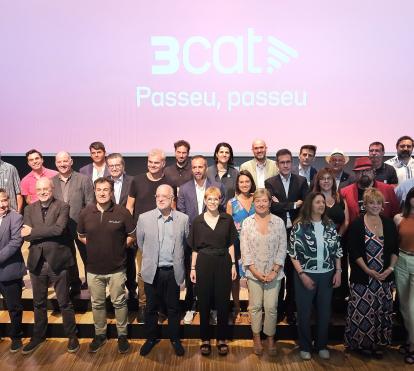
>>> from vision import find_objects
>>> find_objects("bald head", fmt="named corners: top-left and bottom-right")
top-left (251, 139), bottom-right (267, 163)
top-left (55, 151), bottom-right (73, 176)
top-left (35, 177), bottom-right (54, 203)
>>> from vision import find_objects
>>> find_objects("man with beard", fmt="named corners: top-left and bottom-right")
top-left (385, 135), bottom-right (414, 184)
top-left (341, 157), bottom-right (399, 223)
top-left (368, 141), bottom-right (398, 185)
top-left (164, 140), bottom-right (192, 189)
top-left (240, 139), bottom-right (278, 188)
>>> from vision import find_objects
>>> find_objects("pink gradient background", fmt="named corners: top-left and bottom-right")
top-left (1, 1), bottom-right (413, 155)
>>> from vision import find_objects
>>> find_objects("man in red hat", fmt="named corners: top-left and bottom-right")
top-left (340, 157), bottom-right (399, 223)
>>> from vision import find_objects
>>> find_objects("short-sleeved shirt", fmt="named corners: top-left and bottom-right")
top-left (20, 167), bottom-right (58, 203)
top-left (0, 160), bottom-right (21, 211)
top-left (164, 161), bottom-right (193, 188)
top-left (77, 202), bottom-right (135, 275)
top-left (374, 163), bottom-right (398, 185)
top-left (187, 212), bottom-right (238, 256)
top-left (128, 173), bottom-right (175, 221)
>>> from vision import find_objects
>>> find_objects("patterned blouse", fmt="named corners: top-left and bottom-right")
top-left (240, 214), bottom-right (287, 280)
top-left (288, 220), bottom-right (342, 272)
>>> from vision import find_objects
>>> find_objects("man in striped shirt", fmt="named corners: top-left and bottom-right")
top-left (0, 154), bottom-right (23, 212)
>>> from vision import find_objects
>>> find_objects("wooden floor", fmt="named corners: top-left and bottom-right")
top-left (0, 339), bottom-right (411, 371)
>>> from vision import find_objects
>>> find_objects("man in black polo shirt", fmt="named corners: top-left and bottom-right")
top-left (368, 141), bottom-right (398, 185)
top-left (164, 140), bottom-right (193, 188)
top-left (126, 149), bottom-right (175, 323)
top-left (78, 177), bottom-right (135, 354)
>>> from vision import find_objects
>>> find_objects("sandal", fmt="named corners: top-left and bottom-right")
top-left (405, 351), bottom-right (414, 365)
top-left (200, 343), bottom-right (211, 356)
top-left (217, 343), bottom-right (229, 356)
top-left (253, 335), bottom-right (263, 356)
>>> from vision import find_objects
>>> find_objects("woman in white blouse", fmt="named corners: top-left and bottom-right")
top-left (240, 189), bottom-right (287, 356)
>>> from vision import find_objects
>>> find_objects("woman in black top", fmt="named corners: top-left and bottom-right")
top-left (188, 186), bottom-right (238, 356)
top-left (313, 168), bottom-right (349, 236)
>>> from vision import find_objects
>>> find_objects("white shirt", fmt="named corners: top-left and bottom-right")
top-left (385, 156), bottom-right (414, 184)
top-left (92, 165), bottom-right (106, 183)
top-left (0, 214), bottom-right (4, 227)
top-left (256, 161), bottom-right (266, 189)
top-left (113, 175), bottom-right (124, 204)
top-left (195, 179), bottom-right (207, 215)
top-left (281, 174), bottom-right (293, 228)
top-left (298, 164), bottom-right (311, 185)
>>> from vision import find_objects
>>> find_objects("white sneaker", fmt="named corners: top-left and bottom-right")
top-left (300, 351), bottom-right (312, 360)
top-left (318, 349), bottom-right (330, 359)
top-left (183, 310), bottom-right (195, 324)
top-left (210, 310), bottom-right (217, 325)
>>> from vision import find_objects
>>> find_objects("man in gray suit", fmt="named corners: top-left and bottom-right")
top-left (240, 139), bottom-right (278, 188)
top-left (0, 188), bottom-right (25, 352)
top-left (53, 151), bottom-right (94, 294)
top-left (137, 184), bottom-right (189, 356)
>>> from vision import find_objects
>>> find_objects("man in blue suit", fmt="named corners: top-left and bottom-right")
top-left (177, 155), bottom-right (225, 324)
top-left (0, 188), bottom-right (25, 352)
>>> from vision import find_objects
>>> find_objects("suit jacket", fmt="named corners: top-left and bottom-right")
top-left (23, 198), bottom-right (74, 273)
top-left (340, 181), bottom-right (400, 223)
top-left (0, 210), bottom-right (26, 281)
top-left (177, 178), bottom-right (226, 225)
top-left (265, 173), bottom-right (309, 226)
top-left (291, 165), bottom-right (318, 184)
top-left (79, 163), bottom-right (110, 179)
top-left (136, 209), bottom-right (189, 285)
top-left (111, 174), bottom-right (133, 207)
top-left (52, 171), bottom-right (94, 236)
top-left (239, 158), bottom-right (278, 187)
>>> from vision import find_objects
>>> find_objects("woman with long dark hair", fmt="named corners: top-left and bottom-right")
top-left (289, 192), bottom-right (342, 360)
top-left (394, 187), bottom-right (414, 364)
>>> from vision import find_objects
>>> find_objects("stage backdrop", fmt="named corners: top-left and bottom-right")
top-left (1, 1), bottom-right (413, 155)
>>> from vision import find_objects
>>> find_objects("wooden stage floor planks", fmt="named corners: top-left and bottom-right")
top-left (0, 339), bottom-right (411, 371)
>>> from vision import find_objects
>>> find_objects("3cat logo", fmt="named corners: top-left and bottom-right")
top-left (151, 28), bottom-right (298, 75)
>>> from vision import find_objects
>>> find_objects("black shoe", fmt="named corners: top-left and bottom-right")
top-left (88, 335), bottom-right (107, 353)
top-left (22, 338), bottom-right (45, 355)
top-left (80, 282), bottom-right (88, 290)
top-left (140, 339), bottom-right (159, 356)
top-left (67, 337), bottom-right (80, 353)
top-left (118, 336), bottom-right (130, 354)
top-left (286, 313), bottom-right (297, 325)
top-left (137, 306), bottom-right (145, 324)
top-left (171, 339), bottom-right (185, 356)
top-left (158, 311), bottom-right (167, 324)
top-left (10, 338), bottom-right (23, 353)
top-left (69, 287), bottom-right (81, 297)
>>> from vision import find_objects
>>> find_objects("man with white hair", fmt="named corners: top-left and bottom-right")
top-left (52, 151), bottom-right (94, 294)
top-left (126, 149), bottom-right (175, 323)
top-left (240, 139), bottom-right (278, 188)
top-left (21, 177), bottom-right (78, 355)
top-left (137, 184), bottom-right (189, 356)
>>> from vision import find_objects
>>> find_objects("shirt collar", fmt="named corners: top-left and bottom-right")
top-left (281, 173), bottom-right (291, 182)
top-left (194, 179), bottom-right (207, 189)
top-left (157, 209), bottom-right (174, 221)
top-left (255, 159), bottom-right (267, 169)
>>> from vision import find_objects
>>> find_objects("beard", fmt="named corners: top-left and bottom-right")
top-left (358, 175), bottom-right (372, 188)
top-left (398, 150), bottom-right (411, 159)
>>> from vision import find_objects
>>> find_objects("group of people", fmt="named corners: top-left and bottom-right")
top-left (0, 135), bottom-right (413, 363)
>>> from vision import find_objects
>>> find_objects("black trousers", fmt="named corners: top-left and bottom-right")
top-left (0, 279), bottom-right (23, 339)
top-left (144, 267), bottom-right (180, 340)
top-left (196, 253), bottom-right (232, 341)
top-left (278, 228), bottom-right (296, 316)
top-left (30, 261), bottom-right (77, 339)
top-left (68, 237), bottom-right (87, 289)
top-left (184, 247), bottom-right (197, 311)
top-left (126, 244), bottom-right (138, 294)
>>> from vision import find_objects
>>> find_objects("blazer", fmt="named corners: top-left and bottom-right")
top-left (347, 215), bottom-right (399, 284)
top-left (79, 163), bottom-right (110, 179)
top-left (23, 198), bottom-right (74, 273)
top-left (291, 165), bottom-right (318, 183)
top-left (265, 173), bottom-right (309, 226)
top-left (177, 178), bottom-right (226, 225)
top-left (340, 181), bottom-right (400, 223)
top-left (239, 158), bottom-right (278, 187)
top-left (136, 209), bottom-right (189, 285)
top-left (111, 174), bottom-right (133, 207)
top-left (0, 210), bottom-right (26, 281)
top-left (52, 171), bottom-right (94, 236)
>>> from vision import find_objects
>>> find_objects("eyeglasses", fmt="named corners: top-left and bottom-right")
top-left (206, 198), bottom-right (219, 203)
top-left (155, 195), bottom-right (173, 200)
top-left (108, 164), bottom-right (122, 169)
